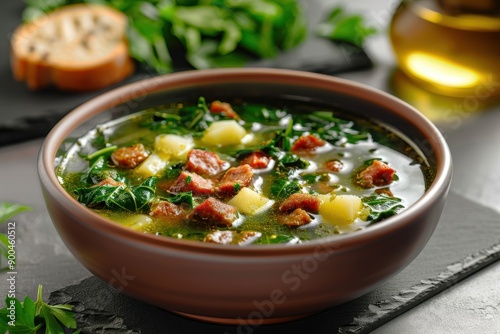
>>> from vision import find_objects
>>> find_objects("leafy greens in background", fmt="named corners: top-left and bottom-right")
top-left (316, 6), bottom-right (378, 47)
top-left (23, 0), bottom-right (307, 74)
top-left (22, 0), bottom-right (376, 74)
top-left (0, 285), bottom-right (79, 334)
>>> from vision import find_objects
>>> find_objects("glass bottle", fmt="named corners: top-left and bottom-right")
top-left (389, 0), bottom-right (500, 97)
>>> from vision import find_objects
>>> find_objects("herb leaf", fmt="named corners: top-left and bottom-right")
top-left (0, 234), bottom-right (10, 266)
top-left (163, 162), bottom-right (184, 179)
top-left (85, 146), bottom-right (117, 165)
top-left (76, 177), bottom-right (158, 212)
top-left (239, 104), bottom-right (288, 124)
top-left (294, 111), bottom-right (370, 146)
top-left (280, 153), bottom-right (309, 169)
top-left (0, 203), bottom-right (31, 223)
top-left (21, 296), bottom-right (36, 329)
top-left (362, 193), bottom-right (405, 223)
top-left (75, 180), bottom-right (123, 208)
top-left (84, 156), bottom-right (122, 185)
top-left (270, 179), bottom-right (301, 200)
top-left (45, 304), bottom-right (77, 330)
top-left (0, 297), bottom-right (40, 333)
top-left (257, 234), bottom-right (299, 244)
top-left (145, 97), bottom-right (229, 136)
top-left (161, 191), bottom-right (194, 208)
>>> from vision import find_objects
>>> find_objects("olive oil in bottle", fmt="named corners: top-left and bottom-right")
top-left (390, 0), bottom-right (500, 97)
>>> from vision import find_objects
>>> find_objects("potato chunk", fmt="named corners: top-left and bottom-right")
top-left (202, 120), bottom-right (247, 146)
top-left (155, 134), bottom-right (194, 160)
top-left (228, 187), bottom-right (273, 215)
top-left (135, 153), bottom-right (168, 178)
top-left (121, 214), bottom-right (153, 231)
top-left (319, 194), bottom-right (362, 226)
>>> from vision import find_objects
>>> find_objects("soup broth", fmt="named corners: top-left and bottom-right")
top-left (57, 97), bottom-right (433, 245)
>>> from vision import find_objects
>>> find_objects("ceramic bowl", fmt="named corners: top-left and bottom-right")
top-left (38, 68), bottom-right (452, 325)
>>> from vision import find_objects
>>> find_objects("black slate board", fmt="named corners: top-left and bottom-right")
top-left (0, 0), bottom-right (372, 147)
top-left (47, 191), bottom-right (500, 334)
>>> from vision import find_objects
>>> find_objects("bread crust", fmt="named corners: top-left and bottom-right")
top-left (11, 4), bottom-right (135, 91)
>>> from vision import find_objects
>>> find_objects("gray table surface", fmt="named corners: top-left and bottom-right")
top-left (1, 0), bottom-right (500, 333)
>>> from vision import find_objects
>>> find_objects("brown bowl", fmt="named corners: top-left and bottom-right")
top-left (38, 68), bottom-right (452, 325)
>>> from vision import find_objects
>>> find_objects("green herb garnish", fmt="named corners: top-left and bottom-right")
top-left (0, 285), bottom-right (79, 334)
top-left (164, 162), bottom-right (184, 180)
top-left (270, 179), bottom-right (301, 200)
top-left (257, 235), bottom-right (299, 245)
top-left (279, 153), bottom-right (309, 169)
top-left (76, 177), bottom-right (157, 212)
top-left (161, 191), bottom-right (194, 208)
top-left (362, 193), bottom-right (405, 224)
top-left (144, 97), bottom-right (229, 136)
top-left (84, 155), bottom-right (122, 185)
top-left (85, 146), bottom-right (117, 165)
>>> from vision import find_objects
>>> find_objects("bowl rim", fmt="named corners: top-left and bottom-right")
top-left (38, 68), bottom-right (453, 257)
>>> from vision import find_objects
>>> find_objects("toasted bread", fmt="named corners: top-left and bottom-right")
top-left (11, 4), bottom-right (134, 92)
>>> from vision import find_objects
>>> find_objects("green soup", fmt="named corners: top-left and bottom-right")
top-left (56, 97), bottom-right (433, 245)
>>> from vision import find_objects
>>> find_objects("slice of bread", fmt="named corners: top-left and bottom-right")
top-left (11, 4), bottom-right (135, 92)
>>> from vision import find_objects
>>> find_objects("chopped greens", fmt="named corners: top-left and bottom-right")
top-left (257, 234), bottom-right (299, 245)
top-left (84, 155), bottom-right (121, 185)
top-left (76, 177), bottom-right (157, 212)
top-left (144, 97), bottom-right (231, 136)
top-left (292, 111), bottom-right (371, 145)
top-left (279, 153), bottom-right (309, 169)
top-left (270, 179), bottom-right (301, 200)
top-left (362, 194), bottom-right (405, 224)
top-left (237, 104), bottom-right (288, 124)
top-left (161, 191), bottom-right (194, 208)
top-left (164, 162), bottom-right (184, 179)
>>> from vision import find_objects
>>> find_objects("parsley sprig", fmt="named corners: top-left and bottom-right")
top-left (0, 204), bottom-right (79, 333)
top-left (0, 285), bottom-right (79, 334)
